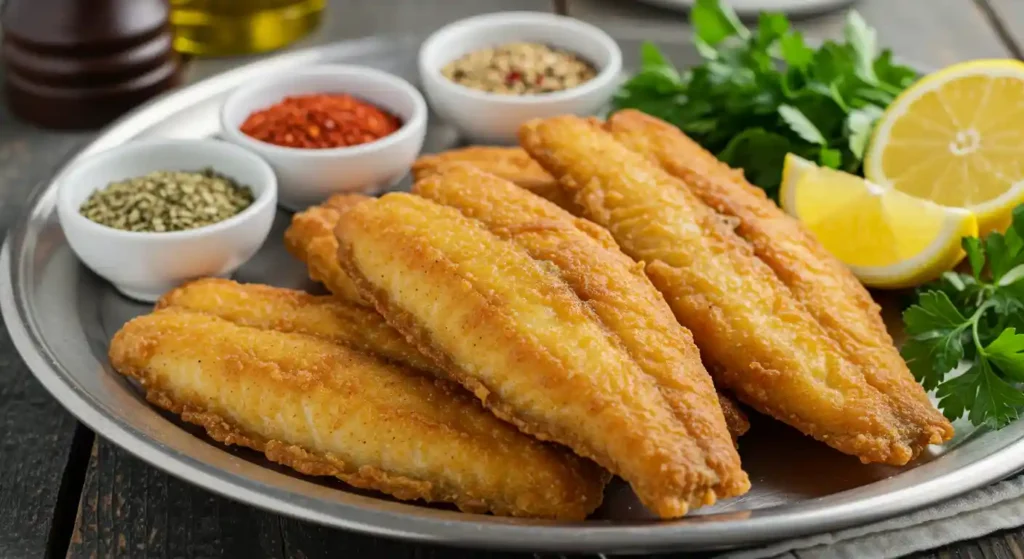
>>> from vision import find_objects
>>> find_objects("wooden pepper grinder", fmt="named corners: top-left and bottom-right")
top-left (2, 0), bottom-right (182, 129)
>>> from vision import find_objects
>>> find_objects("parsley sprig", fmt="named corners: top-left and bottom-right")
top-left (612, 0), bottom-right (917, 199)
top-left (902, 206), bottom-right (1024, 428)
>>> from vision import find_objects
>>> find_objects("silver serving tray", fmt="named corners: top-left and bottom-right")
top-left (4, 34), bottom-right (1024, 555)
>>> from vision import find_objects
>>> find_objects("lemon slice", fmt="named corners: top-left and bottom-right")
top-left (864, 59), bottom-right (1024, 234)
top-left (781, 154), bottom-right (978, 289)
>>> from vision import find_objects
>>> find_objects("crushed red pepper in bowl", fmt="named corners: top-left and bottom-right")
top-left (239, 93), bottom-right (402, 149)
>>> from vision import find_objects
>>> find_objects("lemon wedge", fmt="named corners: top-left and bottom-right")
top-left (864, 59), bottom-right (1024, 234)
top-left (781, 154), bottom-right (978, 289)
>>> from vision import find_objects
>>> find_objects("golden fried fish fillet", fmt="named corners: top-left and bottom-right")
top-left (413, 147), bottom-right (578, 212)
top-left (335, 192), bottom-right (734, 517)
top-left (157, 278), bottom-right (443, 376)
top-left (520, 116), bottom-right (922, 465)
top-left (284, 196), bottom-right (372, 306)
top-left (284, 195), bottom-right (754, 438)
top-left (413, 164), bottom-right (751, 489)
top-left (605, 110), bottom-right (952, 448)
top-left (110, 308), bottom-right (607, 519)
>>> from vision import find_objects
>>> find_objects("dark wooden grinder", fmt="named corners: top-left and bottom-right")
top-left (1, 0), bottom-right (181, 129)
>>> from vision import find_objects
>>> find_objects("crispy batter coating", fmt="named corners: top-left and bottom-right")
top-left (413, 147), bottom-right (578, 212)
top-left (413, 164), bottom-right (750, 498)
top-left (157, 278), bottom-right (443, 376)
top-left (605, 110), bottom-right (953, 450)
top-left (412, 151), bottom-right (750, 440)
top-left (520, 116), bottom-right (921, 466)
top-left (110, 308), bottom-right (607, 519)
top-left (335, 192), bottom-right (734, 517)
top-left (284, 197), bottom-right (371, 306)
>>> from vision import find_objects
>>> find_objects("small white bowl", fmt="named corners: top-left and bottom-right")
top-left (418, 12), bottom-right (623, 144)
top-left (56, 139), bottom-right (277, 302)
top-left (220, 65), bottom-right (428, 211)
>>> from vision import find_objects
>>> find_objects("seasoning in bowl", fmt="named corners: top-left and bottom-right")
top-left (441, 42), bottom-right (598, 95)
top-left (79, 169), bottom-right (254, 233)
top-left (240, 94), bottom-right (402, 149)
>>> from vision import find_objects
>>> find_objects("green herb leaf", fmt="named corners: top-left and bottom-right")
top-left (692, 0), bottom-right (749, 46)
top-left (846, 105), bottom-right (883, 159)
top-left (903, 203), bottom-right (1024, 429)
top-left (902, 291), bottom-right (970, 390)
top-left (969, 359), bottom-right (1024, 427)
top-left (963, 236), bottom-right (986, 280)
top-left (904, 291), bottom-right (967, 334)
top-left (985, 328), bottom-right (1024, 381)
top-left (1013, 205), bottom-right (1024, 241)
top-left (818, 147), bottom-right (842, 169)
top-left (755, 13), bottom-right (789, 49)
top-left (639, 42), bottom-right (676, 74)
top-left (779, 31), bottom-right (813, 70)
top-left (778, 104), bottom-right (827, 145)
top-left (613, 3), bottom-right (916, 198)
top-left (874, 50), bottom-right (918, 89)
top-left (844, 11), bottom-right (879, 84)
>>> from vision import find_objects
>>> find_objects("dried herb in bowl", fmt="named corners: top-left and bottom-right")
top-left (79, 169), bottom-right (254, 233)
top-left (442, 42), bottom-right (598, 95)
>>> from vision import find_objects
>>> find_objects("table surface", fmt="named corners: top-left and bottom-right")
top-left (1, 0), bottom-right (1022, 557)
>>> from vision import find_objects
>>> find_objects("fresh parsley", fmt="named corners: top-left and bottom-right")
top-left (902, 205), bottom-right (1024, 428)
top-left (611, 0), bottom-right (917, 199)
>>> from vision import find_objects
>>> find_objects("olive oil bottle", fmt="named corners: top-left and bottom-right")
top-left (171, 0), bottom-right (325, 56)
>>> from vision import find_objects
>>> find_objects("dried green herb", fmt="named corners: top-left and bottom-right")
top-left (79, 169), bottom-right (254, 233)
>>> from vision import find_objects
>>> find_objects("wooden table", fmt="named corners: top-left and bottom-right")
top-left (1, 0), bottom-right (1021, 557)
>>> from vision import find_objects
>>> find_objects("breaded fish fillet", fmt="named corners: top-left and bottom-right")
top-left (110, 308), bottom-right (606, 519)
top-left (413, 153), bottom-right (750, 440)
top-left (284, 195), bottom-right (758, 439)
top-left (158, 278), bottom-right (443, 376)
top-left (284, 196), bottom-right (372, 306)
top-left (413, 164), bottom-right (751, 478)
top-left (335, 193), bottom-right (731, 517)
top-left (413, 147), bottom-right (577, 211)
top-left (520, 116), bottom-right (919, 465)
top-left (605, 110), bottom-right (952, 448)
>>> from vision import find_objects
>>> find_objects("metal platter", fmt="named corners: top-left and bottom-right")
top-left (4, 34), bottom-right (1024, 555)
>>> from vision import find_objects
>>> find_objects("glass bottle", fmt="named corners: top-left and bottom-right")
top-left (170, 0), bottom-right (325, 56)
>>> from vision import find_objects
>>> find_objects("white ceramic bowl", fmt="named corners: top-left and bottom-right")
top-left (56, 139), bottom-right (277, 302)
top-left (220, 65), bottom-right (428, 211)
top-left (418, 12), bottom-right (623, 144)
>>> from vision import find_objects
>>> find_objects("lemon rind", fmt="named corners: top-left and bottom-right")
top-left (781, 153), bottom-right (978, 289)
top-left (847, 208), bottom-right (977, 289)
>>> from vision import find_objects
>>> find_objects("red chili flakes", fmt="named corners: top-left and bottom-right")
top-left (239, 94), bottom-right (402, 149)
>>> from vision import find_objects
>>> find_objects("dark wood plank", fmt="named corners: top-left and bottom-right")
top-left (981, 0), bottom-right (1024, 58)
top-left (68, 440), bottom-right (284, 559)
top-left (0, 90), bottom-right (97, 558)
top-left (914, 527), bottom-right (1024, 559)
top-left (66, 441), bottom-right (557, 559)
top-left (566, 0), bottom-right (1011, 67)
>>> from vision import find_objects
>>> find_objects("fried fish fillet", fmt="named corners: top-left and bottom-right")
top-left (285, 195), bottom-right (752, 439)
top-left (284, 196), bottom-right (372, 306)
top-left (413, 153), bottom-right (750, 440)
top-left (413, 165), bottom-right (751, 486)
top-left (520, 116), bottom-right (922, 465)
top-left (335, 193), bottom-right (734, 517)
top-left (605, 110), bottom-right (952, 448)
top-left (413, 147), bottom-right (577, 211)
top-left (157, 278), bottom-right (443, 376)
top-left (110, 307), bottom-right (607, 519)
